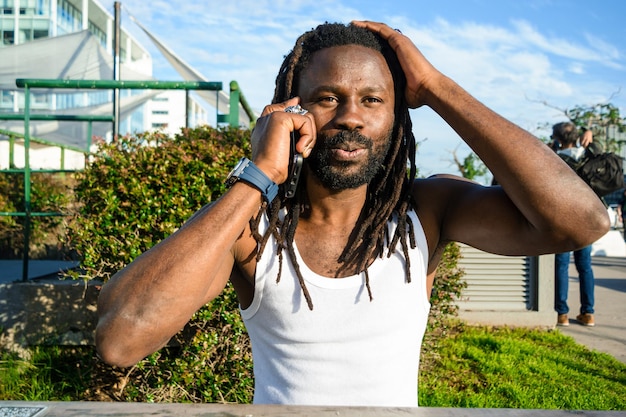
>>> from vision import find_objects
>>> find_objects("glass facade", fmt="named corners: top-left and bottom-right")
top-left (0, 0), bottom-right (152, 138)
top-left (87, 19), bottom-right (105, 46)
top-left (56, 0), bottom-right (81, 35)
top-left (1, 0), bottom-right (50, 44)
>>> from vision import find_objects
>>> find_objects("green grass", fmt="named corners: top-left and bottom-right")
top-left (418, 325), bottom-right (626, 410)
top-left (1, 325), bottom-right (625, 410)
top-left (0, 346), bottom-right (94, 401)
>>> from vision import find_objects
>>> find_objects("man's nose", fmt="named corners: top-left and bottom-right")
top-left (333, 101), bottom-right (364, 131)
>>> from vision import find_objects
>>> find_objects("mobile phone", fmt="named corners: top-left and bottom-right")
top-left (284, 131), bottom-right (303, 199)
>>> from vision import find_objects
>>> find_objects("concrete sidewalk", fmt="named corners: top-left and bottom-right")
top-left (557, 256), bottom-right (626, 364)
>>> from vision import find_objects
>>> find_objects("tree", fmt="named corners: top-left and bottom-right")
top-left (450, 146), bottom-right (488, 182)
top-left (538, 101), bottom-right (626, 153)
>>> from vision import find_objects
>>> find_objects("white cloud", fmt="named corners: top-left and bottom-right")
top-left (568, 62), bottom-right (585, 75)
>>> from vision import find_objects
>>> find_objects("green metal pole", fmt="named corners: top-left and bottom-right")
top-left (215, 90), bottom-right (220, 125)
top-left (185, 90), bottom-right (186, 129)
top-left (22, 85), bottom-right (31, 282)
top-left (16, 79), bottom-right (222, 90)
top-left (9, 134), bottom-right (15, 168)
top-left (229, 81), bottom-right (240, 127)
top-left (87, 121), bottom-right (93, 159)
top-left (232, 81), bottom-right (256, 128)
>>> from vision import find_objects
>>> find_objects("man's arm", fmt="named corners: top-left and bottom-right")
top-left (95, 184), bottom-right (263, 367)
top-left (355, 21), bottom-right (609, 258)
top-left (580, 129), bottom-right (593, 148)
top-left (96, 98), bottom-right (316, 368)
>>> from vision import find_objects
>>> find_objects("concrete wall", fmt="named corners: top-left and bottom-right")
top-left (458, 254), bottom-right (555, 328)
top-left (0, 278), bottom-right (100, 353)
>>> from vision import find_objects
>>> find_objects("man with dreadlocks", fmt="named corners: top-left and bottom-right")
top-left (96, 21), bottom-right (609, 407)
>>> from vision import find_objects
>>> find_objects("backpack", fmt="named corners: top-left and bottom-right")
top-left (559, 144), bottom-right (624, 197)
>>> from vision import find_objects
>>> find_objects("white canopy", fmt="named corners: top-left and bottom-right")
top-left (0, 30), bottom-right (149, 89)
top-left (127, 13), bottom-right (253, 126)
top-left (0, 30), bottom-right (156, 149)
top-left (0, 21), bottom-right (254, 150)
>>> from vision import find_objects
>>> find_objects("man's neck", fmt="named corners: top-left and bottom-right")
top-left (303, 175), bottom-right (368, 227)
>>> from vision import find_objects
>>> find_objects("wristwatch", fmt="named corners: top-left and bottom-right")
top-left (225, 158), bottom-right (279, 202)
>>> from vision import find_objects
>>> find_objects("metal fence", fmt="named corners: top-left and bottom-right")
top-left (0, 78), bottom-right (254, 281)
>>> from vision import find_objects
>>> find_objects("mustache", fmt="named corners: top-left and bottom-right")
top-left (316, 130), bottom-right (374, 150)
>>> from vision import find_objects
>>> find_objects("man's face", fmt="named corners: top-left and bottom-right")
top-left (297, 45), bottom-right (396, 190)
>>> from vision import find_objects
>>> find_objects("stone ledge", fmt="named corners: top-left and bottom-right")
top-left (0, 278), bottom-right (100, 353)
top-left (0, 401), bottom-right (624, 417)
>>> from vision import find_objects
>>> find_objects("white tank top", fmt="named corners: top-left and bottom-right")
top-left (240, 210), bottom-right (431, 407)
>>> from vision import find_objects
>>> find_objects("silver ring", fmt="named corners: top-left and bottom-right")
top-left (284, 104), bottom-right (308, 115)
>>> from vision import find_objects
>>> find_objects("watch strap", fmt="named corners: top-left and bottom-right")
top-left (229, 158), bottom-right (279, 202)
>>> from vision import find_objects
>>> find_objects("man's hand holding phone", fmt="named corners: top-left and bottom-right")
top-left (284, 104), bottom-right (308, 198)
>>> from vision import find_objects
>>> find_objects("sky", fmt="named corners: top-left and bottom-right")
top-left (104, 0), bottom-right (626, 180)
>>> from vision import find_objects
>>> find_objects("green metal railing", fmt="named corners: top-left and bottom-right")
top-left (0, 128), bottom-right (99, 171)
top-left (0, 78), bottom-right (256, 281)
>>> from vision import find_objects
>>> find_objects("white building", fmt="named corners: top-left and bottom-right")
top-left (146, 90), bottom-right (208, 137)
top-left (0, 0), bottom-right (210, 170)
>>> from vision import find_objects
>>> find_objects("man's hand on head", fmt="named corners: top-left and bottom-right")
top-left (351, 20), bottom-right (440, 109)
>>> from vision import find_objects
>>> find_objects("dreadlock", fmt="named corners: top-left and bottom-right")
top-left (250, 22), bottom-right (418, 310)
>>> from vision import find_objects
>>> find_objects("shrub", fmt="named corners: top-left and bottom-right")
top-left (421, 242), bottom-right (467, 371)
top-left (0, 170), bottom-right (75, 259)
top-left (63, 127), bottom-right (250, 282)
top-left (63, 126), bottom-right (253, 402)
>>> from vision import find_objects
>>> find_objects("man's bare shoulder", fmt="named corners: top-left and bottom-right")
top-left (411, 173), bottom-right (480, 202)
top-left (420, 173), bottom-right (479, 183)
top-left (410, 174), bottom-right (490, 243)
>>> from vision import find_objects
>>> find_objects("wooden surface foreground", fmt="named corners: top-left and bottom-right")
top-left (1, 402), bottom-right (625, 417)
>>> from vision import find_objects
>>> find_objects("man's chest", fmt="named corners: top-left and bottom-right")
top-left (294, 223), bottom-right (361, 278)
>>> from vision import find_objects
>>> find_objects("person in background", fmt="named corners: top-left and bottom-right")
top-left (551, 122), bottom-right (597, 327)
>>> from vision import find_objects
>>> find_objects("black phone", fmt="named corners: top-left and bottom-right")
top-left (284, 131), bottom-right (303, 199)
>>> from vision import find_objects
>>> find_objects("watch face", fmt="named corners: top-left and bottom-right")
top-left (225, 158), bottom-right (249, 187)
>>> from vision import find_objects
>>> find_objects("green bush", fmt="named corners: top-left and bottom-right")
top-left (63, 127), bottom-right (251, 282)
top-left (63, 125), bottom-right (464, 402)
top-left (0, 170), bottom-right (75, 259)
top-left (63, 126), bottom-right (253, 402)
top-left (421, 242), bottom-right (467, 371)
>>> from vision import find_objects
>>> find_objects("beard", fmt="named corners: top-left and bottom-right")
top-left (307, 129), bottom-right (392, 190)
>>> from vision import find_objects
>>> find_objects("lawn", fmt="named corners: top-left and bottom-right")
top-left (1, 324), bottom-right (625, 410)
top-left (419, 325), bottom-right (626, 410)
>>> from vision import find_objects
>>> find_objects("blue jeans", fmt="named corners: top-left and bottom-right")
top-left (554, 246), bottom-right (595, 315)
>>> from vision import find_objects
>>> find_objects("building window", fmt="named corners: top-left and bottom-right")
top-left (88, 20), bottom-right (106, 47)
top-left (1, 90), bottom-right (14, 108)
top-left (152, 110), bottom-right (169, 115)
top-left (36, 0), bottom-right (48, 15)
top-left (33, 29), bottom-right (48, 39)
top-left (3, 30), bottom-right (14, 45)
top-left (19, 28), bottom-right (33, 43)
top-left (151, 123), bottom-right (168, 129)
top-left (30, 92), bottom-right (49, 109)
top-left (57, 0), bottom-right (81, 34)
top-left (1, 0), bottom-right (13, 12)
